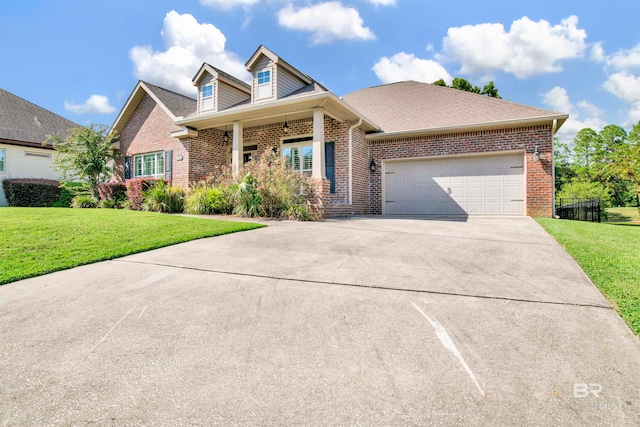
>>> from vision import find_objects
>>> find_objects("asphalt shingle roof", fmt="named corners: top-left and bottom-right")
top-left (0, 88), bottom-right (78, 147)
top-left (142, 82), bottom-right (197, 118)
top-left (342, 81), bottom-right (565, 134)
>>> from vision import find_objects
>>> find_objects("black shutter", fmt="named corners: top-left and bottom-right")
top-left (124, 156), bottom-right (131, 180)
top-left (164, 150), bottom-right (173, 181)
top-left (324, 142), bottom-right (335, 194)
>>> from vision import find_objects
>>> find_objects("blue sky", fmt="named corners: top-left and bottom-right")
top-left (1, 0), bottom-right (639, 143)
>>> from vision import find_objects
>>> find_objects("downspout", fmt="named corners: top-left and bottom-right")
top-left (551, 119), bottom-right (558, 217)
top-left (348, 118), bottom-right (362, 205)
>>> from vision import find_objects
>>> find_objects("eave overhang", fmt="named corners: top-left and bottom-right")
top-left (365, 114), bottom-right (569, 141)
top-left (174, 92), bottom-right (379, 132)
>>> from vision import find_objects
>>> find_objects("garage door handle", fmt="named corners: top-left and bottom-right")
top-left (386, 200), bottom-right (396, 203)
top-left (385, 172), bottom-right (395, 174)
top-left (511, 199), bottom-right (524, 201)
top-left (510, 166), bottom-right (524, 169)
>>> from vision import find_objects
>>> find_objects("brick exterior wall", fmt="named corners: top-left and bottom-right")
top-left (185, 128), bottom-right (227, 183)
top-left (368, 125), bottom-right (554, 217)
top-left (115, 94), bottom-right (189, 189)
top-left (116, 95), bottom-right (554, 218)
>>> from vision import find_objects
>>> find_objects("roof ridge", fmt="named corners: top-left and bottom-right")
top-left (140, 81), bottom-right (196, 101)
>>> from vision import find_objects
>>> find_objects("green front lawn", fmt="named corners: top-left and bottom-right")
top-left (537, 218), bottom-right (640, 335)
top-left (0, 208), bottom-right (265, 285)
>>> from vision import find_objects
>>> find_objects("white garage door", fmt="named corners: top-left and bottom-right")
top-left (384, 152), bottom-right (525, 215)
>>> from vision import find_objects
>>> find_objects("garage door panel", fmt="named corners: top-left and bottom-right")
top-left (467, 186), bottom-right (484, 198)
top-left (384, 153), bottom-right (524, 216)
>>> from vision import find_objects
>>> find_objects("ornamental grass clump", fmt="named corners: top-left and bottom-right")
top-left (184, 183), bottom-right (232, 215)
top-left (142, 180), bottom-right (185, 213)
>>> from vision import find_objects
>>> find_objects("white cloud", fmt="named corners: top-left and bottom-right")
top-left (200, 0), bottom-right (259, 10)
top-left (592, 42), bottom-right (640, 70)
top-left (64, 95), bottom-right (116, 114)
top-left (373, 52), bottom-right (452, 85)
top-left (130, 11), bottom-right (249, 97)
top-left (367, 0), bottom-right (396, 6)
top-left (603, 71), bottom-right (640, 126)
top-left (603, 71), bottom-right (640, 103)
top-left (542, 86), bottom-right (606, 143)
top-left (277, 2), bottom-right (375, 44)
top-left (441, 15), bottom-right (587, 78)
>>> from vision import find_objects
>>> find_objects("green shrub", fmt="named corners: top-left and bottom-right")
top-left (283, 204), bottom-right (310, 220)
top-left (71, 195), bottom-right (98, 208)
top-left (184, 184), bottom-right (231, 215)
top-left (142, 180), bottom-right (185, 213)
top-left (51, 187), bottom-right (75, 207)
top-left (2, 179), bottom-right (61, 207)
top-left (557, 180), bottom-right (613, 208)
top-left (99, 199), bottom-right (115, 209)
top-left (233, 173), bottom-right (262, 217)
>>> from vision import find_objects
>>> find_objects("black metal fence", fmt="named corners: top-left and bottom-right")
top-left (556, 198), bottom-right (601, 223)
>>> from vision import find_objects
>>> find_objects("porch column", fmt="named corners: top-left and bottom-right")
top-left (312, 108), bottom-right (325, 179)
top-left (231, 121), bottom-right (243, 177)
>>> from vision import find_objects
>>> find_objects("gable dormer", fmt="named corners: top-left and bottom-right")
top-left (245, 45), bottom-right (313, 104)
top-left (192, 64), bottom-right (251, 115)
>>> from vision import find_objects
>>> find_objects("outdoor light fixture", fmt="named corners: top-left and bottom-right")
top-left (533, 144), bottom-right (540, 162)
top-left (223, 126), bottom-right (229, 143)
top-left (369, 158), bottom-right (376, 172)
top-left (282, 116), bottom-right (289, 134)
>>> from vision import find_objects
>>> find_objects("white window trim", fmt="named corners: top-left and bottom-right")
top-left (256, 69), bottom-right (273, 100)
top-left (0, 148), bottom-right (5, 173)
top-left (133, 151), bottom-right (164, 179)
top-left (281, 135), bottom-right (313, 173)
top-left (201, 84), bottom-right (214, 111)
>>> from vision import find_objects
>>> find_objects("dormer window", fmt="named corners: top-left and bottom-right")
top-left (201, 85), bottom-right (213, 111)
top-left (257, 70), bottom-right (272, 99)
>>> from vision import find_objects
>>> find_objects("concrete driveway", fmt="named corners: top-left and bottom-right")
top-left (1, 216), bottom-right (639, 426)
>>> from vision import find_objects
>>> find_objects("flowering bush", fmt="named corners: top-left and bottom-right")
top-left (125, 178), bottom-right (162, 210)
top-left (205, 147), bottom-right (316, 220)
top-left (97, 182), bottom-right (127, 205)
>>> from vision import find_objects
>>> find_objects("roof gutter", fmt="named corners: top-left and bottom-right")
top-left (365, 114), bottom-right (569, 141)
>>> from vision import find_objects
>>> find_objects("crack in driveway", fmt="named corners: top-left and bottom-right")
top-left (114, 259), bottom-right (613, 310)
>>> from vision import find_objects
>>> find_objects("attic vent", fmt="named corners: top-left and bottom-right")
top-left (25, 151), bottom-right (52, 159)
top-left (34, 116), bottom-right (41, 126)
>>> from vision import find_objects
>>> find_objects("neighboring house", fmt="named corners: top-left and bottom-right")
top-left (112, 45), bottom-right (568, 218)
top-left (0, 89), bottom-right (77, 206)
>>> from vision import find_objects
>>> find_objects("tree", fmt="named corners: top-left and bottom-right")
top-left (572, 128), bottom-right (599, 180)
top-left (431, 77), bottom-right (502, 98)
top-left (610, 121), bottom-right (640, 207)
top-left (451, 77), bottom-right (481, 94)
top-left (481, 81), bottom-right (502, 99)
top-left (554, 136), bottom-right (574, 191)
top-left (46, 124), bottom-right (118, 199)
